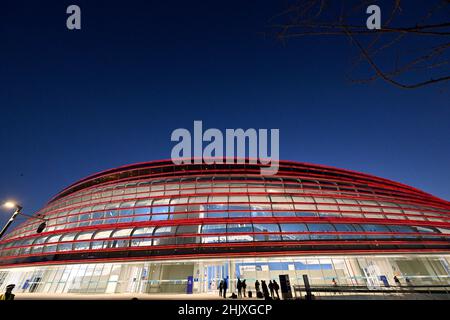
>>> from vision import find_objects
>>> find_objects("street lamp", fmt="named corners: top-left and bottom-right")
top-left (1, 201), bottom-right (47, 239)
top-left (0, 201), bottom-right (23, 239)
top-left (3, 201), bottom-right (19, 209)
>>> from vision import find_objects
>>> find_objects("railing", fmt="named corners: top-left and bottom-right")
top-left (292, 284), bottom-right (450, 299)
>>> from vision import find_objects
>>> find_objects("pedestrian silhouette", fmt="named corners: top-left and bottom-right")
top-left (237, 278), bottom-right (242, 298)
top-left (261, 280), bottom-right (271, 300)
top-left (273, 280), bottom-right (280, 299)
top-left (405, 277), bottom-right (412, 286)
top-left (268, 280), bottom-right (274, 298)
top-left (222, 278), bottom-right (228, 298)
top-left (0, 284), bottom-right (15, 300)
top-left (255, 280), bottom-right (260, 293)
top-left (219, 280), bottom-right (224, 297)
top-left (242, 279), bottom-right (247, 297)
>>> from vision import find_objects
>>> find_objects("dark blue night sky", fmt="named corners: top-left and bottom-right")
top-left (0, 0), bottom-right (449, 228)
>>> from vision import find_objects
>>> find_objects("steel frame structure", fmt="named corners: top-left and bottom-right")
top-left (1, 159), bottom-right (449, 269)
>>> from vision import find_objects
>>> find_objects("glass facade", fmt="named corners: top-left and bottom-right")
top-left (0, 160), bottom-right (449, 295)
top-left (1, 255), bottom-right (450, 295)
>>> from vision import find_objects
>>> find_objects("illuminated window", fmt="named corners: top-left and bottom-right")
top-left (254, 224), bottom-right (281, 241)
top-left (153, 226), bottom-right (176, 245)
top-left (280, 223), bottom-right (309, 240)
top-left (307, 223), bottom-right (337, 240)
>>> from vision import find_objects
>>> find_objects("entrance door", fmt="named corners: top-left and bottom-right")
top-left (203, 263), bottom-right (228, 293)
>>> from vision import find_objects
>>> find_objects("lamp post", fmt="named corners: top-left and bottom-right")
top-left (0, 201), bottom-right (47, 239)
top-left (0, 202), bottom-right (23, 239)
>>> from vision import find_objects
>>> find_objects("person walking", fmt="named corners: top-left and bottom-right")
top-left (273, 280), bottom-right (280, 300)
top-left (219, 280), bottom-right (224, 297)
top-left (394, 275), bottom-right (401, 286)
top-left (261, 280), bottom-right (271, 300)
top-left (237, 278), bottom-right (242, 298)
top-left (405, 277), bottom-right (412, 286)
top-left (222, 278), bottom-right (228, 298)
top-left (332, 278), bottom-right (337, 293)
top-left (405, 277), bottom-right (413, 292)
top-left (242, 279), bottom-right (247, 298)
top-left (0, 284), bottom-right (16, 301)
top-left (268, 280), bottom-right (274, 298)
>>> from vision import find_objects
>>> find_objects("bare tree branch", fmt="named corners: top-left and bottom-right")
top-left (271, 0), bottom-right (450, 89)
top-left (345, 29), bottom-right (450, 88)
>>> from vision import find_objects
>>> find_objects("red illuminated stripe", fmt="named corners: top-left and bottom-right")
top-left (3, 215), bottom-right (450, 246)
top-left (8, 190), bottom-right (450, 238)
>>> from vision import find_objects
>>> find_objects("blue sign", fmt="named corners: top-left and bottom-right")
top-left (186, 276), bottom-right (194, 294)
top-left (22, 279), bottom-right (30, 290)
top-left (380, 275), bottom-right (390, 287)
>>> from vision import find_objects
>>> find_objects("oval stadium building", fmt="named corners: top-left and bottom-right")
top-left (0, 159), bottom-right (449, 295)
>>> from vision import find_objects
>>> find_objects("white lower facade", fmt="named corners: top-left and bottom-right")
top-left (1, 254), bottom-right (450, 295)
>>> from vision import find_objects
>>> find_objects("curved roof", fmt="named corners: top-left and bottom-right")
top-left (1, 158), bottom-right (449, 268)
top-left (48, 158), bottom-right (448, 207)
